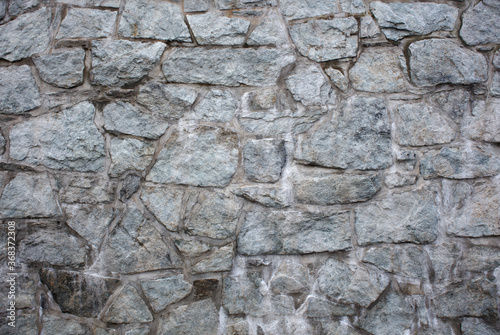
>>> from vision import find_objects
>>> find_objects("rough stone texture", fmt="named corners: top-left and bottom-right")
top-left (140, 275), bottom-right (192, 312)
top-left (64, 204), bottom-right (114, 247)
top-left (42, 315), bottom-right (91, 335)
top-left (8, 0), bottom-right (40, 16)
top-left (0, 0), bottom-right (5, 19)
top-left (232, 185), bottom-right (292, 208)
top-left (491, 72), bottom-right (500, 97)
top-left (192, 89), bottom-right (237, 123)
top-left (304, 297), bottom-right (356, 317)
top-left (427, 89), bottom-right (470, 122)
top-left (286, 63), bottom-right (335, 106)
top-left (408, 39), bottom-right (488, 87)
top-left (289, 18), bottom-right (358, 62)
top-left (184, 0), bottom-right (210, 12)
top-left (427, 242), bottom-right (461, 286)
top-left (58, 175), bottom-right (116, 204)
top-left (109, 137), bottom-right (155, 177)
top-left (192, 244), bottom-right (234, 273)
top-left (216, 0), bottom-right (276, 10)
top-left (243, 139), bottom-right (286, 182)
top-left (173, 238), bottom-right (212, 258)
top-left (157, 299), bottom-right (219, 335)
top-left (223, 273), bottom-right (266, 317)
top-left (460, 0), bottom-right (500, 45)
top-left (280, 0), bottom-right (337, 20)
top-left (360, 16), bottom-right (380, 38)
top-left (0, 133), bottom-right (5, 155)
top-left (385, 173), bottom-right (417, 189)
top-left (494, 50), bottom-right (500, 68)
top-left (325, 68), bottom-right (348, 92)
top-left (461, 318), bottom-right (499, 335)
top-left (91, 40), bottom-right (165, 87)
top-left (370, 1), bottom-right (458, 41)
top-left (57, 8), bottom-right (116, 39)
top-left (188, 12), bottom-right (250, 45)
top-left (57, 0), bottom-right (120, 6)
top-left (460, 245), bottom-right (500, 273)
top-left (247, 10), bottom-right (289, 46)
top-left (1, 314), bottom-right (38, 335)
top-left (340, 0), bottom-right (365, 14)
top-left (137, 82), bottom-right (197, 119)
top-left (119, 0), bottom-right (191, 42)
top-left (362, 245), bottom-right (426, 278)
top-left (0, 65), bottom-right (41, 114)
top-left (463, 99), bottom-right (500, 143)
top-left (33, 49), bottom-right (85, 88)
top-left (140, 186), bottom-right (184, 231)
top-left (103, 285), bottom-right (153, 323)
top-left (10, 102), bottom-right (105, 172)
top-left (119, 174), bottom-right (141, 202)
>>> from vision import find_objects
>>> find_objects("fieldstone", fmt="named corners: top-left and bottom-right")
top-left (317, 258), bottom-right (389, 307)
top-left (349, 48), bottom-right (405, 93)
top-left (491, 72), bottom-right (500, 96)
top-left (91, 40), bottom-right (165, 87)
top-left (238, 210), bottom-right (351, 255)
top-left (10, 101), bottom-right (105, 172)
top-left (427, 88), bottom-right (470, 122)
top-left (40, 269), bottom-right (120, 318)
top-left (360, 16), bottom-right (380, 38)
top-left (140, 186), bottom-right (184, 231)
top-left (460, 0), bottom-right (500, 45)
top-left (280, 0), bottom-right (337, 20)
top-left (58, 0), bottom-right (120, 6)
top-left (0, 0), bottom-right (5, 19)
top-left (193, 89), bottom-right (237, 123)
top-left (355, 189), bottom-right (439, 245)
top-left (244, 88), bottom-right (277, 110)
top-left (188, 12), bottom-right (250, 45)
top-left (223, 273), bottom-right (266, 316)
top-left (247, 9), bottom-right (289, 46)
top-left (193, 279), bottom-right (219, 299)
top-left (244, 139), bottom-right (285, 182)
top-left (385, 173), bottom-right (417, 189)
top-left (147, 126), bottom-right (239, 187)
top-left (158, 299), bottom-right (219, 334)
top-left (140, 275), bottom-right (192, 312)
top-left (408, 39), bottom-right (487, 87)
top-left (96, 329), bottom-right (119, 335)
top-left (8, 0), bottom-right (39, 16)
top-left (64, 204), bottom-right (114, 247)
top-left (363, 245), bottom-right (426, 278)
top-left (173, 238), bottom-right (212, 258)
top-left (463, 99), bottom-right (500, 143)
top-left (10, 274), bottom-right (37, 309)
top-left (304, 297), bottom-right (356, 317)
top-left (226, 318), bottom-right (249, 335)
top-left (290, 18), bottom-right (358, 62)
top-left (42, 315), bottom-right (90, 335)
top-left (137, 82), bottom-right (197, 119)
top-left (494, 50), bottom-right (500, 68)
top-left (460, 245), bottom-right (500, 272)
top-left (216, 0), bottom-right (275, 10)
top-left (119, 0), bottom-right (191, 42)
top-left (295, 95), bottom-right (392, 170)
top-left (33, 49), bottom-right (85, 88)
top-left (370, 1), bottom-right (458, 41)
top-left (232, 185), bottom-right (292, 208)
top-left (57, 8), bottom-right (116, 39)
top-left (103, 102), bottom-right (169, 139)
top-left (58, 175), bottom-right (115, 204)
top-left (119, 174), bottom-right (141, 202)
top-left (340, 0), bottom-right (365, 14)
top-left (0, 314), bottom-right (37, 335)
top-left (109, 137), bottom-right (155, 177)
top-left (184, 0), bottom-right (210, 12)
top-left (427, 242), bottom-right (461, 285)
top-left (162, 47), bottom-right (295, 86)
top-left (103, 285), bottom-right (153, 323)
top-left (420, 146), bottom-right (500, 179)
top-left (271, 295), bottom-right (294, 315)
top-left (0, 173), bottom-right (61, 218)
top-left (325, 68), bottom-right (348, 92)
top-left (269, 260), bottom-right (309, 295)
top-left (0, 65), bottom-right (40, 114)
top-left (319, 321), bottom-right (363, 335)
top-left (124, 327), bottom-right (149, 335)
top-left (461, 318), bottom-right (498, 335)
top-left (192, 244), bottom-right (234, 273)
top-left (286, 63), bottom-right (335, 106)
top-left (0, 8), bottom-right (51, 61)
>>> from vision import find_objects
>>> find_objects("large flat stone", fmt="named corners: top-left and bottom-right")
top-left (460, 0), bottom-right (500, 45)
top-left (463, 99), bottom-right (500, 143)
top-left (280, 0), bottom-right (337, 20)
top-left (33, 49), bottom-right (85, 88)
top-left (247, 9), bottom-right (289, 46)
top-left (427, 88), bottom-right (470, 122)
top-left (137, 82), bottom-right (197, 119)
top-left (157, 299), bottom-right (219, 335)
top-left (270, 260), bottom-right (309, 295)
top-left (56, 8), bottom-right (116, 39)
top-left (187, 12), bottom-right (250, 45)
top-left (460, 245), bottom-right (500, 273)
top-left (0, 65), bottom-right (41, 114)
top-left (140, 275), bottom-right (192, 312)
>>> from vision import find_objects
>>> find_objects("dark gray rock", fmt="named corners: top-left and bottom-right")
top-left (140, 185), bottom-right (184, 232)
top-left (286, 63), bottom-right (336, 106)
top-left (0, 65), bottom-right (40, 114)
top-left (192, 89), bottom-right (237, 123)
top-left (461, 318), bottom-right (499, 335)
top-left (188, 12), bottom-right (250, 45)
top-left (57, 8), bottom-right (116, 39)
top-left (244, 139), bottom-right (286, 182)
top-left (0, 132), bottom-right (5, 155)
top-left (140, 275), bottom-right (192, 312)
top-left (157, 299), bottom-right (219, 334)
top-left (0, 0), bottom-right (5, 19)
top-left (33, 49), bottom-right (85, 88)
top-left (460, 0), bottom-right (500, 45)
top-left (64, 204), bottom-right (114, 247)
top-left (58, 0), bottom-right (119, 6)
top-left (427, 88), bottom-right (470, 122)
top-left (223, 273), bottom-right (266, 316)
top-left (102, 285), bottom-right (153, 323)
top-left (463, 99), bottom-right (500, 143)
top-left (491, 72), bottom-right (500, 97)
top-left (216, 0), bottom-right (276, 10)
top-left (304, 297), bottom-right (356, 317)
top-left (363, 245), bottom-right (426, 278)
top-left (232, 185), bottom-right (292, 208)
top-left (1, 314), bottom-right (37, 335)
top-left (494, 50), bottom-right (500, 69)
top-left (192, 244), bottom-right (234, 273)
top-left (137, 82), bottom-right (197, 119)
top-left (280, 0), bottom-right (337, 20)
top-left (42, 315), bottom-right (90, 335)
top-left (109, 137), bottom-right (155, 177)
top-left (8, 0), bottom-right (40, 16)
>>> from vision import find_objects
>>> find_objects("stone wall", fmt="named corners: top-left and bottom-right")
top-left (0, 0), bottom-right (499, 334)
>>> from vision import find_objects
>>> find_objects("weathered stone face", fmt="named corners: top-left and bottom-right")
top-left (192, 244), bottom-right (234, 273)
top-left (140, 186), bottom-right (184, 231)
top-left (463, 99), bottom-right (500, 143)
top-left (103, 285), bottom-right (153, 323)
top-left (109, 137), bottom-right (155, 177)
top-left (57, 8), bottom-right (116, 39)
top-left (286, 63), bottom-right (336, 106)
top-left (460, 0), bottom-right (500, 45)
top-left (140, 275), bottom-right (192, 312)
top-left (157, 299), bottom-right (219, 335)
top-left (247, 10), bottom-right (289, 46)
top-left (0, 65), bottom-right (41, 114)
top-left (362, 245), bottom-right (426, 278)
top-left (64, 204), bottom-right (114, 247)
top-left (243, 139), bottom-right (286, 182)
top-left (280, 0), bottom-right (337, 20)
top-left (187, 12), bottom-right (250, 45)
top-left (193, 89), bottom-right (237, 123)
top-left (223, 273), bottom-right (266, 316)
top-left (137, 82), bottom-right (197, 119)
top-left (232, 185), bottom-right (292, 208)
top-left (33, 49), bottom-right (85, 89)
top-left (42, 315), bottom-right (91, 335)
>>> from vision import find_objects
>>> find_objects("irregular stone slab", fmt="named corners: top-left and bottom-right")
top-left (494, 50), bottom-right (500, 69)
top-left (385, 173), bottom-right (417, 189)
top-left (427, 88), bottom-right (470, 122)
top-left (192, 244), bottom-right (234, 273)
top-left (270, 260), bottom-right (309, 295)
top-left (40, 269), bottom-right (120, 318)
top-left (223, 273), bottom-right (266, 316)
top-left (0, 133), bottom-right (5, 155)
top-left (1, 314), bottom-right (37, 335)
top-left (247, 10), bottom-right (288, 46)
top-left (173, 238), bottom-right (212, 258)
top-left (244, 139), bottom-right (286, 182)
top-left (185, 0), bottom-right (210, 12)
top-left (461, 318), bottom-right (498, 335)
top-left (491, 72), bottom-right (500, 97)
top-left (325, 67), bottom-right (348, 92)
top-left (340, 0), bottom-right (365, 14)
top-left (304, 297), bottom-right (356, 317)
top-left (0, 0), bottom-right (5, 19)
top-left (91, 40), bottom-right (165, 87)
top-left (460, 244), bottom-right (500, 272)
top-left (11, 274), bottom-right (37, 309)
top-left (295, 95), bottom-right (392, 170)
top-left (119, 0), bottom-right (191, 42)
top-left (319, 321), bottom-right (363, 335)
top-left (408, 39), bottom-right (487, 87)
top-left (192, 89), bottom-right (237, 123)
top-left (124, 326), bottom-right (149, 335)
top-left (10, 101), bottom-right (105, 172)
top-left (317, 258), bottom-right (389, 307)
top-left (58, 175), bottom-right (116, 204)
top-left (355, 189), bottom-right (439, 245)
top-left (119, 174), bottom-right (141, 202)
top-left (0, 65), bottom-right (41, 114)
top-left (290, 18), bottom-right (358, 62)
top-left (147, 126), bottom-right (239, 187)
top-left (42, 315), bottom-right (90, 335)
top-left (8, 0), bottom-right (40, 16)
top-left (158, 299), bottom-right (219, 334)
top-left (460, 1), bottom-right (500, 45)
top-left (420, 146), bottom-right (500, 180)
top-left (226, 318), bottom-right (249, 335)
top-left (140, 275), bottom-right (192, 312)
top-left (0, 173), bottom-right (61, 218)
top-left (58, 0), bottom-right (120, 7)
top-left (427, 242), bottom-right (460, 286)
top-left (232, 185), bottom-right (292, 208)
top-left (293, 168), bottom-right (381, 205)
top-left (463, 99), bottom-right (500, 143)
top-left (57, 8), bottom-right (116, 39)
top-left (349, 48), bottom-right (405, 93)
top-left (370, 1), bottom-right (458, 41)
top-left (238, 210), bottom-right (351, 255)
top-left (0, 8), bottom-right (51, 61)
top-left (103, 285), bottom-right (153, 323)
top-left (109, 137), bottom-right (155, 177)
top-left (280, 0), bottom-right (337, 20)
top-left (188, 12), bottom-right (250, 45)
top-left (362, 245), bottom-right (426, 278)
top-left (270, 295), bottom-right (295, 315)
top-left (286, 63), bottom-right (335, 106)
top-left (140, 186), bottom-right (184, 231)
top-left (162, 47), bottom-right (295, 86)
top-left (360, 16), bottom-right (380, 38)
top-left (216, 0), bottom-right (276, 10)
top-left (64, 204), bottom-right (114, 247)
top-left (244, 88), bottom-right (278, 110)
top-left (103, 102), bottom-right (169, 139)
top-left (137, 82), bottom-right (197, 119)
top-left (33, 49), bottom-right (85, 88)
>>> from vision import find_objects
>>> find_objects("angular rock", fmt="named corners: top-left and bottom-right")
top-left (270, 260), bottom-right (309, 295)
top-left (33, 49), bottom-right (85, 88)
top-left (319, 321), bottom-right (363, 335)
top-left (325, 68), bottom-right (348, 92)
top-left (223, 273), bottom-right (266, 316)
top-left (304, 297), bottom-right (356, 317)
top-left (64, 204), bottom-right (114, 247)
top-left (0, 173), bottom-right (61, 218)
top-left (491, 72), bottom-right (500, 97)
top-left (408, 39), bottom-right (487, 87)
top-left (340, 0), bottom-right (365, 14)
top-left (140, 186), bottom-right (184, 231)
top-left (216, 0), bottom-right (276, 10)
top-left (185, 0), bottom-right (210, 12)
top-left (463, 99), bottom-right (500, 143)
top-left (158, 299), bottom-right (219, 334)
top-left (370, 1), bottom-right (458, 41)
top-left (247, 10), bottom-right (288, 46)
top-left (103, 102), bottom-right (169, 139)
top-left (244, 88), bottom-right (277, 110)
top-left (58, 0), bottom-right (120, 6)
top-left (461, 318), bottom-right (498, 335)
top-left (10, 102), bottom-right (105, 172)
top-left (103, 285), bottom-right (153, 323)
top-left (295, 95), bottom-right (392, 170)
top-left (58, 175), bottom-right (116, 204)
top-left (0, 133), bottom-right (5, 155)
top-left (1, 314), bottom-right (37, 335)
top-left (119, 174), bottom-right (141, 202)
top-left (385, 173), bottom-right (417, 189)
top-left (226, 318), bottom-right (249, 335)
top-left (232, 185), bottom-right (292, 208)
top-left (349, 48), bottom-right (405, 93)
top-left (57, 8), bottom-right (116, 39)
top-left (173, 238), bottom-right (212, 258)
top-left (363, 245), bottom-right (426, 278)
top-left (427, 88), bottom-right (470, 122)
top-left (427, 242), bottom-right (461, 285)
top-left (10, 274), bottom-right (37, 309)
top-left (147, 126), bottom-right (239, 187)
top-left (355, 189), bottom-right (439, 245)
top-left (140, 275), bottom-right (192, 312)
top-left (0, 1), bottom-right (5, 19)
top-left (280, 0), bottom-right (337, 20)
top-left (109, 137), bottom-right (155, 177)
top-left (91, 40), bottom-right (165, 87)
top-left (162, 47), bottom-right (295, 86)
top-left (290, 18), bottom-right (358, 62)
top-left (420, 146), bottom-right (500, 180)
top-left (244, 139), bottom-right (286, 182)
top-left (124, 327), bottom-right (149, 335)
top-left (360, 16), bottom-right (380, 38)
top-left (238, 210), bottom-right (351, 255)
top-left (460, 245), bottom-right (500, 273)
top-left (271, 295), bottom-right (295, 315)
top-left (460, 1), bottom-right (500, 45)
top-left (494, 50), bottom-right (500, 69)
top-left (193, 279), bottom-right (219, 299)
top-left (119, 0), bottom-right (191, 42)
top-left (193, 89), bottom-right (237, 123)
top-left (188, 12), bottom-right (250, 45)
top-left (137, 82), bottom-right (197, 119)
top-left (286, 63), bottom-right (335, 106)
top-left (8, 0), bottom-right (39, 16)
top-left (0, 65), bottom-right (40, 114)
top-left (192, 244), bottom-right (234, 273)
top-left (0, 8), bottom-right (51, 61)
top-left (42, 315), bottom-right (90, 335)
top-left (96, 329), bottom-right (119, 335)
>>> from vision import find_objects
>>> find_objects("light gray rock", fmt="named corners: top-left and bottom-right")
top-left (147, 126), bottom-right (239, 187)
top-left (140, 186), bottom-right (184, 232)
top-left (460, 245), bottom-right (500, 272)
top-left (33, 49), bottom-right (85, 88)
top-left (355, 189), bottom-right (439, 245)
top-left (223, 273), bottom-right (266, 316)
top-left (370, 1), bottom-right (458, 41)
top-left (57, 8), bottom-right (116, 39)
top-left (238, 210), bottom-right (351, 255)
top-left (270, 260), bottom-right (309, 295)
top-left (226, 318), bottom-right (249, 335)
top-left (1, 314), bottom-right (37, 335)
top-left (91, 40), bottom-right (165, 87)
top-left (325, 68), bottom-right (348, 92)
top-left (463, 99), bottom-right (500, 143)
top-left (0, 8), bottom-right (51, 61)
top-left (192, 244), bottom-right (234, 273)
top-left (140, 275), bottom-right (192, 312)
top-left (109, 137), bottom-right (155, 177)
top-left (8, 0), bottom-right (40, 16)
top-left (244, 139), bottom-right (285, 182)
top-left (247, 9), bottom-right (289, 46)
top-left (173, 238), bottom-right (212, 258)
top-left (319, 321), bottom-right (363, 335)
top-left (0, 65), bottom-right (40, 114)
top-left (162, 47), bottom-right (295, 86)
top-left (420, 146), bottom-right (500, 180)
top-left (119, 0), bottom-right (191, 42)
top-left (295, 95), bottom-right (392, 170)
top-left (461, 318), bottom-right (498, 335)
top-left (184, 0), bottom-right (210, 12)
top-left (0, 173), bottom-right (61, 218)
top-left (57, 0), bottom-right (120, 7)
top-left (427, 242), bottom-right (460, 285)
top-left (491, 72), bottom-right (500, 96)
top-left (408, 39), bottom-right (488, 87)
top-left (290, 18), bottom-right (358, 62)
top-left (340, 0), bottom-right (365, 14)
top-left (103, 102), bottom-right (169, 139)
top-left (58, 175), bottom-right (116, 204)
top-left (124, 327), bottom-right (149, 335)
top-left (137, 82), bottom-right (197, 119)
top-left (96, 329), bottom-right (119, 335)
top-left (271, 295), bottom-right (294, 315)
top-left (360, 16), bottom-right (380, 38)
top-left (317, 258), bottom-right (389, 307)
top-left (232, 185), bottom-right (292, 208)
top-left (385, 173), bottom-right (417, 189)
top-left (10, 101), bottom-right (105, 172)
top-left (244, 88), bottom-right (277, 110)
top-left (494, 50), bottom-right (500, 69)
top-left (64, 204), bottom-right (114, 247)
top-left (103, 285), bottom-right (153, 323)
top-left (304, 297), bottom-right (356, 317)
top-left (460, 1), bottom-right (500, 45)
top-left (42, 315), bottom-right (90, 335)
top-left (427, 88), bottom-right (470, 122)
top-left (158, 299), bottom-right (219, 335)
top-left (363, 245), bottom-right (426, 278)
top-left (286, 63), bottom-right (335, 106)
top-left (193, 89), bottom-right (237, 123)
top-left (188, 12), bottom-right (250, 45)
top-left (349, 47), bottom-right (405, 93)
top-left (280, 0), bottom-right (337, 20)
